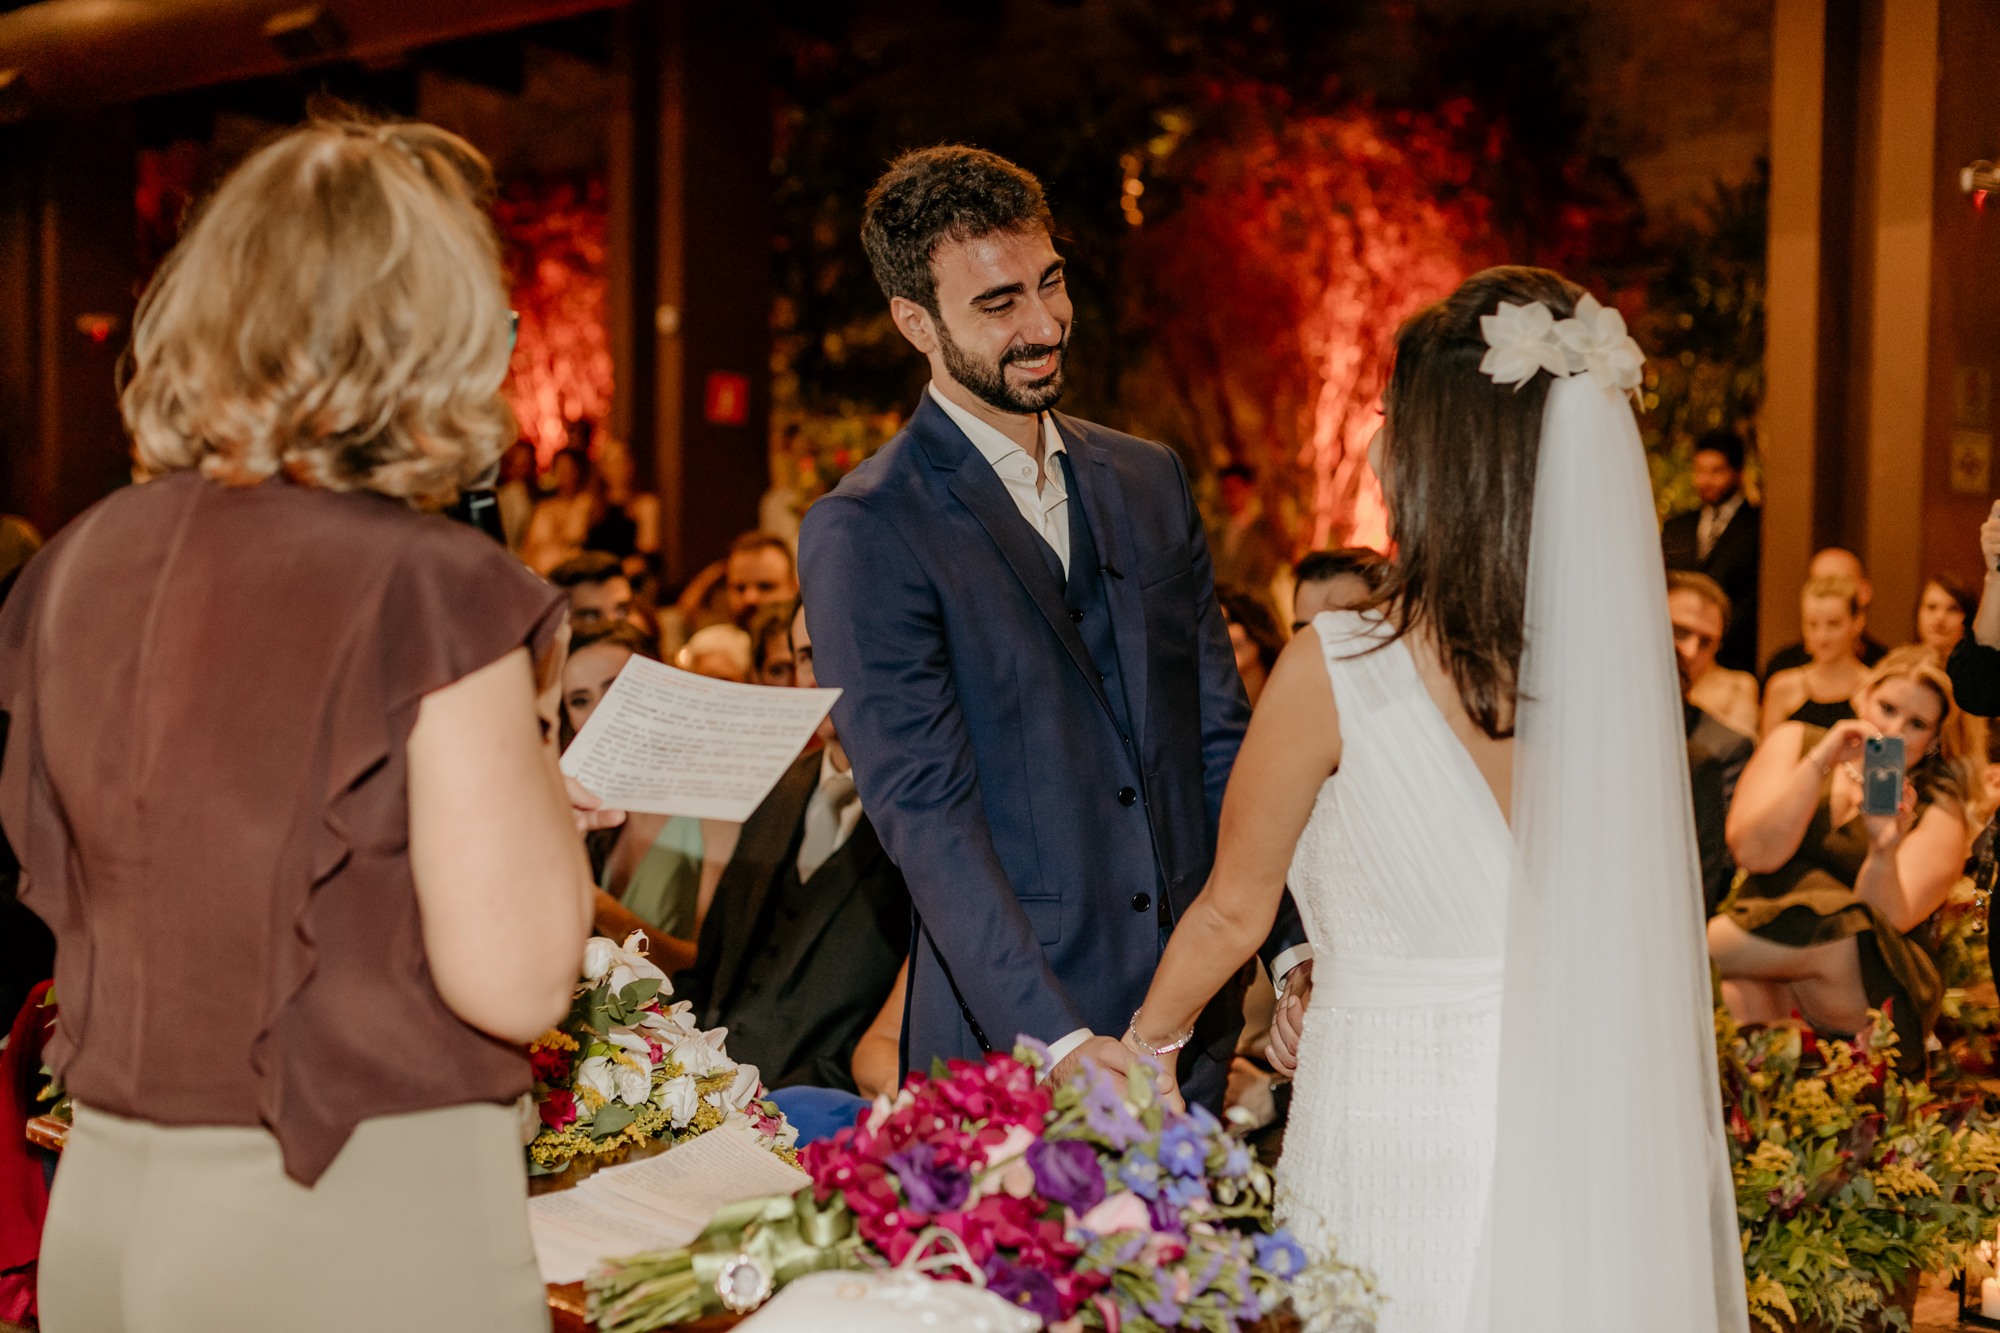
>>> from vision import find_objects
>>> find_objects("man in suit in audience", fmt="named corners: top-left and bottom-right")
top-left (673, 600), bottom-right (909, 1093)
top-left (1662, 430), bottom-right (1761, 673)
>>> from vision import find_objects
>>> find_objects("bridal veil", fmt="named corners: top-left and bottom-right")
top-left (1469, 372), bottom-right (1750, 1331)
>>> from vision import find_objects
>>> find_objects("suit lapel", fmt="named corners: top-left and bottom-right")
top-left (712, 751), bottom-right (820, 1008)
top-left (915, 396), bottom-right (1112, 717)
top-left (782, 817), bottom-right (885, 973)
top-left (1058, 415), bottom-right (1150, 749)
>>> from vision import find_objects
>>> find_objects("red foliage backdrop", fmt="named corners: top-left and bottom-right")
top-left (493, 176), bottom-right (613, 464)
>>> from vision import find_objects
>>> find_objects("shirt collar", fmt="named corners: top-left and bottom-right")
top-left (927, 381), bottom-right (1065, 471)
top-left (1704, 492), bottom-right (1746, 524)
top-left (818, 747), bottom-right (851, 790)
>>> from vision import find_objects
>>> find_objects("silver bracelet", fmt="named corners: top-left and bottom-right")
top-left (1126, 1011), bottom-right (1194, 1059)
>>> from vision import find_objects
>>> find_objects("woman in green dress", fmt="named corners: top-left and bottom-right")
top-left (1710, 646), bottom-right (1981, 1071)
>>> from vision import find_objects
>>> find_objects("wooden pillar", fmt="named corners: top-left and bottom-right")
top-left (0, 115), bottom-right (139, 538)
top-left (1761, 0), bottom-right (1828, 665)
top-left (1860, 0), bottom-right (1938, 644)
top-left (611, 0), bottom-right (770, 587)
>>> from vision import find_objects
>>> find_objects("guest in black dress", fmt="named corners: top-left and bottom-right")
top-left (1761, 574), bottom-right (1870, 735)
top-left (584, 436), bottom-right (660, 585)
top-left (1711, 647), bottom-right (1981, 1073)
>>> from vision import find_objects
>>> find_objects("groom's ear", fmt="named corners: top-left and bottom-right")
top-left (889, 295), bottom-right (940, 356)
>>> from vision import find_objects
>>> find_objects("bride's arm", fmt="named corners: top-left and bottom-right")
top-left (1127, 630), bottom-right (1343, 1067)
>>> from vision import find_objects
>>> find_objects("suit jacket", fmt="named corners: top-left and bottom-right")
top-left (798, 393), bottom-right (1306, 1112)
top-left (1662, 500), bottom-right (1761, 672)
top-left (674, 750), bottom-right (909, 1093)
top-left (1685, 703), bottom-right (1754, 915)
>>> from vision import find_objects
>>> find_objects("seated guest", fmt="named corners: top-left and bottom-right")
top-left (563, 621), bottom-right (716, 971)
top-left (521, 445), bottom-right (593, 575)
top-left (550, 550), bottom-right (635, 629)
top-left (1763, 548), bottom-right (1888, 678)
top-left (1290, 547), bottom-right (1383, 630)
top-left (1679, 654), bottom-right (1754, 916)
top-left (0, 120), bottom-right (597, 1331)
top-left (1917, 574), bottom-right (1977, 660)
top-left (1660, 430), bottom-right (1761, 671)
top-left (724, 531), bottom-right (801, 629)
top-left (676, 623), bottom-right (754, 682)
top-left (1217, 584), bottom-right (1285, 707)
top-left (749, 604), bottom-right (796, 687)
top-left (1762, 575), bottom-right (1870, 734)
top-left (585, 435), bottom-right (661, 584)
top-left (1669, 571), bottom-right (1761, 737)
top-left (675, 601), bottom-right (909, 1092)
top-left (1710, 647), bottom-right (1979, 1072)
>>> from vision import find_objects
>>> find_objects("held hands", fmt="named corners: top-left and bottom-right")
top-left (1266, 960), bottom-right (1313, 1078)
top-left (1113, 1028), bottom-right (1187, 1113)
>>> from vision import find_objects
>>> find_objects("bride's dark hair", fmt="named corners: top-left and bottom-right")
top-left (1371, 265), bottom-right (1585, 740)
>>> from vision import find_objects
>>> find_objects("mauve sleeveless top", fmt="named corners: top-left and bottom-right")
top-left (0, 471), bottom-right (564, 1184)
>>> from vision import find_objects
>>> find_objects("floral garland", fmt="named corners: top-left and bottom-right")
top-left (527, 932), bottom-right (796, 1171)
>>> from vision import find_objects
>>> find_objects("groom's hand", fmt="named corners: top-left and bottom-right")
top-left (1267, 961), bottom-right (1312, 1078)
top-left (1049, 1034), bottom-right (1138, 1088)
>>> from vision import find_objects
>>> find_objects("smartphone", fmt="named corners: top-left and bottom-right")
top-left (1861, 736), bottom-right (1906, 817)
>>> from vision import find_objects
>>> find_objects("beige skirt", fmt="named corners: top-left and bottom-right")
top-left (39, 1100), bottom-right (548, 1333)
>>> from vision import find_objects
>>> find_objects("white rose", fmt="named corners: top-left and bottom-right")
top-left (660, 1074), bottom-right (700, 1127)
top-left (607, 1030), bottom-right (653, 1066)
top-left (611, 1061), bottom-right (652, 1106)
top-left (575, 1056), bottom-right (618, 1103)
top-left (582, 937), bottom-right (618, 983)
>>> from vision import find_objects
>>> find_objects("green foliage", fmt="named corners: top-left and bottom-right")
top-left (1931, 877), bottom-right (2000, 1087)
top-left (1720, 1006), bottom-right (2000, 1332)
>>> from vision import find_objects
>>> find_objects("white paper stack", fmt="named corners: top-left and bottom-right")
top-left (528, 1124), bottom-right (810, 1284)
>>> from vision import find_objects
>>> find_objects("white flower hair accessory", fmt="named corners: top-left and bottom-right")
top-left (1479, 292), bottom-right (1645, 400)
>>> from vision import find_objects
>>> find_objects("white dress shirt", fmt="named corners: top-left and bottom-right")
top-left (928, 382), bottom-right (1071, 575)
top-left (797, 750), bottom-right (865, 882)
top-left (928, 382), bottom-right (1312, 1071)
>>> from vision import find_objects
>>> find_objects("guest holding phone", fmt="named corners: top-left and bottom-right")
top-left (1710, 647), bottom-right (1979, 1071)
top-left (0, 120), bottom-right (601, 1333)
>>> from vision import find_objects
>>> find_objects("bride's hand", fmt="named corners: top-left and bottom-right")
top-left (1266, 961), bottom-right (1312, 1078)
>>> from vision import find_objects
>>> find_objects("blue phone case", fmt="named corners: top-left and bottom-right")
top-left (1862, 736), bottom-right (1905, 817)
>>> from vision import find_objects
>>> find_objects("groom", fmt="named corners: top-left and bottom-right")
top-left (798, 146), bottom-right (1310, 1109)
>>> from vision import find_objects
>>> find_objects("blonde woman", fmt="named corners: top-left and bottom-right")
top-left (0, 120), bottom-right (600, 1332)
top-left (1712, 646), bottom-right (1980, 1071)
top-left (1761, 574), bottom-right (1871, 734)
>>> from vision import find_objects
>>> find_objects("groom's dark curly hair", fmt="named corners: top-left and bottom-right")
top-left (860, 145), bottom-right (1056, 318)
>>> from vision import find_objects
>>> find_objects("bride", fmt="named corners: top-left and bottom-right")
top-left (1121, 267), bottom-right (1748, 1332)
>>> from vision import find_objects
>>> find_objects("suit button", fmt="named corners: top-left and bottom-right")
top-left (1070, 608), bottom-right (1084, 622)
top-left (1132, 893), bottom-right (1151, 913)
top-left (1117, 787), bottom-right (1137, 806)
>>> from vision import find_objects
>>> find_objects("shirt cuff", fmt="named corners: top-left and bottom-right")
top-left (1044, 1028), bottom-right (1094, 1070)
top-left (1271, 944), bottom-right (1315, 986)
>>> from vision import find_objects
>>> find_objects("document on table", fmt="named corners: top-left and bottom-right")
top-left (558, 655), bottom-right (840, 820)
top-left (528, 1124), bottom-right (811, 1284)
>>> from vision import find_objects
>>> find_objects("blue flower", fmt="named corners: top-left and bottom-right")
top-left (1162, 1175), bottom-right (1209, 1208)
top-left (1218, 1141), bottom-right (1253, 1179)
top-left (1158, 1121), bottom-right (1208, 1178)
top-left (1117, 1152), bottom-right (1162, 1200)
top-left (1253, 1229), bottom-right (1308, 1279)
top-left (1185, 1103), bottom-right (1223, 1138)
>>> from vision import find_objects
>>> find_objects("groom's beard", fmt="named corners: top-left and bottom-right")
top-left (937, 319), bottom-right (1071, 416)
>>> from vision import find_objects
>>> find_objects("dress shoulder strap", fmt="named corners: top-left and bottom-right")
top-left (1309, 609), bottom-right (1415, 719)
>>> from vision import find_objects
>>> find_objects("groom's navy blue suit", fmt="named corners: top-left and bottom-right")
top-left (798, 392), bottom-right (1307, 1110)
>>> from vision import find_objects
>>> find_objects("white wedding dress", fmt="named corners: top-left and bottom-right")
top-left (1276, 610), bottom-right (1511, 1333)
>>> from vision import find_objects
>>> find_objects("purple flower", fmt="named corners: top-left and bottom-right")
top-left (1162, 1175), bottom-right (1209, 1209)
top-left (1158, 1121), bottom-right (1207, 1178)
top-left (1142, 1295), bottom-right (1185, 1325)
top-left (1185, 1103), bottom-right (1223, 1137)
top-left (1081, 1068), bottom-right (1147, 1149)
top-left (886, 1142), bottom-right (971, 1215)
top-left (985, 1260), bottom-right (1062, 1324)
top-left (1253, 1229), bottom-right (1307, 1278)
top-left (1146, 1190), bottom-right (1184, 1235)
top-left (1028, 1138), bottom-right (1106, 1213)
top-left (1118, 1152), bottom-right (1162, 1199)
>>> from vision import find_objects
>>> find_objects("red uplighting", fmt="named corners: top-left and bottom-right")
top-left (704, 371), bottom-right (751, 426)
top-left (493, 177), bottom-right (613, 464)
top-left (1977, 189), bottom-right (1988, 211)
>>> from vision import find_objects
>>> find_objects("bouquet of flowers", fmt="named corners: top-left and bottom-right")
top-left (1720, 1005), bottom-right (2000, 1332)
top-left (527, 932), bottom-right (796, 1172)
top-left (586, 1042), bottom-right (1378, 1332)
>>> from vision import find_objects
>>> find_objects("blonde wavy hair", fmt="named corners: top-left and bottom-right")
top-left (120, 118), bottom-right (515, 505)
top-left (1860, 644), bottom-right (1986, 818)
